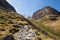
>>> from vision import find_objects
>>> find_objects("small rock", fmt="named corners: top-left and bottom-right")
top-left (9, 28), bottom-right (19, 34)
top-left (8, 21), bottom-right (14, 24)
top-left (13, 24), bottom-right (24, 28)
top-left (0, 29), bottom-right (5, 31)
top-left (38, 38), bottom-right (42, 40)
top-left (3, 35), bottom-right (15, 40)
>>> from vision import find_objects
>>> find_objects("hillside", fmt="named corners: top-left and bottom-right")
top-left (0, 0), bottom-right (60, 40)
top-left (32, 6), bottom-right (60, 40)
top-left (32, 6), bottom-right (60, 19)
top-left (0, 0), bottom-right (16, 12)
top-left (0, 7), bottom-right (55, 40)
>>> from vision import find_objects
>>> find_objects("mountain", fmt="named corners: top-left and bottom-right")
top-left (32, 6), bottom-right (60, 40)
top-left (0, 1), bottom-right (60, 40)
top-left (0, 1), bottom-right (55, 40)
top-left (32, 6), bottom-right (60, 19)
top-left (0, 0), bottom-right (16, 12)
top-left (0, 9), bottom-right (55, 40)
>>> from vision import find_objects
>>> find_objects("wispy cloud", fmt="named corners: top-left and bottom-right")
top-left (6, 0), bottom-right (9, 1)
top-left (6, 0), bottom-right (11, 2)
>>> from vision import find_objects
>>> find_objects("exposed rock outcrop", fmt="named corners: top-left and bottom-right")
top-left (32, 6), bottom-right (60, 19)
top-left (3, 35), bottom-right (15, 40)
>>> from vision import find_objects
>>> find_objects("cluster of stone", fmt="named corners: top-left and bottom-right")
top-left (13, 25), bottom-right (37, 40)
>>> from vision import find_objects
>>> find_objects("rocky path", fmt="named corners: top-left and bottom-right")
top-left (22, 17), bottom-right (59, 40)
top-left (3, 16), bottom-right (59, 40)
top-left (13, 25), bottom-right (37, 40)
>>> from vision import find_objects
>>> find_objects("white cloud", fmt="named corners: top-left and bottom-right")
top-left (6, 0), bottom-right (8, 1)
top-left (6, 0), bottom-right (11, 2)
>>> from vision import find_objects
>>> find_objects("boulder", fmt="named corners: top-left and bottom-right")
top-left (13, 24), bottom-right (24, 28)
top-left (3, 35), bottom-right (15, 40)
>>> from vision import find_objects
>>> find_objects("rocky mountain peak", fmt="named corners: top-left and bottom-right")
top-left (43, 6), bottom-right (53, 9)
top-left (32, 6), bottom-right (60, 19)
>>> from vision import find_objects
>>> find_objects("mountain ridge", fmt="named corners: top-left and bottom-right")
top-left (0, 0), bottom-right (16, 12)
top-left (32, 6), bottom-right (60, 19)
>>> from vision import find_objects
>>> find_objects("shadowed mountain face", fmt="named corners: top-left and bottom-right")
top-left (32, 6), bottom-right (60, 19)
top-left (0, 0), bottom-right (16, 12)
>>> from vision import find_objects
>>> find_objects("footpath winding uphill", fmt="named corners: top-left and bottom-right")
top-left (23, 17), bottom-right (60, 40)
top-left (13, 25), bottom-right (37, 40)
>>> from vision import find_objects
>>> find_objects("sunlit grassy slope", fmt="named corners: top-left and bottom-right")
top-left (28, 15), bottom-right (60, 40)
top-left (0, 9), bottom-right (29, 40)
top-left (0, 8), bottom-right (56, 40)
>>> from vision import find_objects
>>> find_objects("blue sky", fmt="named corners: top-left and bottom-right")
top-left (7, 0), bottom-right (60, 17)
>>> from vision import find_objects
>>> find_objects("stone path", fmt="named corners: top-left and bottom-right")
top-left (13, 25), bottom-right (37, 40)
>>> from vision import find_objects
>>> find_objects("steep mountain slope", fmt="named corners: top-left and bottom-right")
top-left (0, 8), bottom-right (55, 40)
top-left (32, 6), bottom-right (60, 19)
top-left (0, 0), bottom-right (16, 12)
top-left (32, 6), bottom-right (60, 39)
